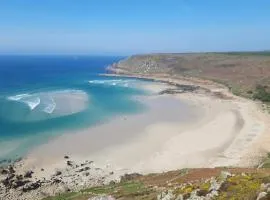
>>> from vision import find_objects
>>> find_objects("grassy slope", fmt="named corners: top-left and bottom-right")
top-left (44, 168), bottom-right (270, 200)
top-left (116, 52), bottom-right (270, 103)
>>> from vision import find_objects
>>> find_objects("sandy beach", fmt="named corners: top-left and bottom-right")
top-left (16, 76), bottom-right (268, 179)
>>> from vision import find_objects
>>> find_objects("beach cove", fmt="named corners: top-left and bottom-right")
top-left (1, 70), bottom-right (268, 199)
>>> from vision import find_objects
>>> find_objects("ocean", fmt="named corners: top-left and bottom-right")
top-left (0, 55), bottom-right (149, 163)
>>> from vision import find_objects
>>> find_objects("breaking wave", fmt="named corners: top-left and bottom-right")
top-left (5, 90), bottom-right (89, 122)
top-left (89, 79), bottom-right (136, 87)
top-left (8, 94), bottom-right (41, 110)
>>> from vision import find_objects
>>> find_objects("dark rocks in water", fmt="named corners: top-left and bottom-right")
top-left (24, 170), bottom-right (34, 178)
top-left (22, 181), bottom-right (41, 192)
top-left (120, 173), bottom-right (142, 182)
top-left (0, 159), bottom-right (7, 165)
top-left (64, 155), bottom-right (69, 159)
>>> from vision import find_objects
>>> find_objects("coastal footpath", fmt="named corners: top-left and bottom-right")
top-left (1, 52), bottom-right (270, 200)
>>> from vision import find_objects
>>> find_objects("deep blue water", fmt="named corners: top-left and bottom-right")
top-left (0, 56), bottom-right (148, 162)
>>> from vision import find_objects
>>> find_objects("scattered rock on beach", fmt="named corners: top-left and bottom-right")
top-left (1, 169), bottom-right (8, 175)
top-left (24, 170), bottom-right (34, 178)
top-left (22, 181), bottom-right (41, 192)
top-left (64, 155), bottom-right (69, 159)
top-left (67, 161), bottom-right (73, 166)
top-left (8, 166), bottom-right (15, 174)
top-left (54, 171), bottom-right (62, 176)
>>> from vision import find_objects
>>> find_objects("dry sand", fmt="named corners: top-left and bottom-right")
top-left (17, 78), bottom-right (268, 180)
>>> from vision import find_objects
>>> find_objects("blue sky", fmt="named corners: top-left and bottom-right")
top-left (0, 0), bottom-right (270, 55)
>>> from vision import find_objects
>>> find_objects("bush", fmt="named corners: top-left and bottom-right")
top-left (253, 85), bottom-right (270, 102)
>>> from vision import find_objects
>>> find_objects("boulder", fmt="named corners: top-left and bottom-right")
top-left (24, 170), bottom-right (34, 178)
top-left (55, 171), bottom-right (62, 176)
top-left (120, 173), bottom-right (142, 182)
top-left (67, 161), bottom-right (73, 166)
top-left (22, 181), bottom-right (41, 192)
top-left (257, 192), bottom-right (267, 200)
top-left (8, 166), bottom-right (15, 174)
top-left (0, 169), bottom-right (8, 175)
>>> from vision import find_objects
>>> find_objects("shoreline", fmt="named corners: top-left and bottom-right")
top-left (103, 71), bottom-right (269, 166)
top-left (1, 72), bottom-right (269, 199)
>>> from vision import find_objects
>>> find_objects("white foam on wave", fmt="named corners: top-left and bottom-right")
top-left (7, 94), bottom-right (41, 110)
top-left (8, 93), bottom-right (30, 101)
top-left (26, 97), bottom-right (41, 110)
top-left (88, 79), bottom-right (134, 87)
top-left (7, 89), bottom-right (88, 115)
top-left (42, 95), bottom-right (56, 114)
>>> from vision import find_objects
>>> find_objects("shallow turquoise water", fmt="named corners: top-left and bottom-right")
top-left (0, 56), bottom-right (149, 162)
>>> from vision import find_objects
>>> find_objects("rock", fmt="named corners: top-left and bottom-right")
top-left (12, 179), bottom-right (30, 189)
top-left (120, 173), bottom-right (142, 182)
top-left (52, 178), bottom-right (62, 184)
top-left (83, 172), bottom-right (90, 176)
top-left (219, 171), bottom-right (232, 181)
top-left (0, 169), bottom-right (8, 175)
top-left (1, 173), bottom-right (16, 188)
top-left (206, 190), bottom-right (219, 199)
top-left (257, 192), bottom-right (267, 200)
top-left (109, 180), bottom-right (116, 185)
top-left (109, 171), bottom-right (114, 175)
top-left (8, 166), bottom-right (15, 174)
top-left (197, 189), bottom-right (209, 197)
top-left (41, 168), bottom-right (44, 171)
top-left (16, 174), bottom-right (23, 180)
top-left (157, 190), bottom-right (175, 200)
top-left (175, 194), bottom-right (184, 200)
top-left (55, 171), bottom-right (62, 176)
top-left (209, 177), bottom-right (221, 191)
top-left (64, 155), bottom-right (69, 159)
top-left (67, 161), bottom-right (73, 166)
top-left (22, 181), bottom-right (41, 192)
top-left (24, 170), bottom-right (34, 178)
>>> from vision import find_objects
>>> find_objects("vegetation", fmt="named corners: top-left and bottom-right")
top-left (43, 168), bottom-right (270, 200)
top-left (253, 85), bottom-right (270, 102)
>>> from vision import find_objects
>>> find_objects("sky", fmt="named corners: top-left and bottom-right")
top-left (0, 0), bottom-right (270, 55)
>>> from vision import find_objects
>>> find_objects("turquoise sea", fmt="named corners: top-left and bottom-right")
top-left (0, 56), bottom-right (149, 163)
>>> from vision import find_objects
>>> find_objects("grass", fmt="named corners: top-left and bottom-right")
top-left (43, 181), bottom-right (154, 200)
top-left (216, 51), bottom-right (270, 56)
top-left (43, 168), bottom-right (270, 200)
